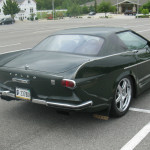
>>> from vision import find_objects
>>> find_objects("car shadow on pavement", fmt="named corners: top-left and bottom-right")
top-left (5, 100), bottom-right (120, 128)
top-left (131, 89), bottom-right (150, 110)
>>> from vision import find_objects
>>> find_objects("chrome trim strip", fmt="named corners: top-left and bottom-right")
top-left (32, 99), bottom-right (47, 106)
top-left (1, 91), bottom-right (15, 98)
top-left (46, 101), bottom-right (93, 109)
top-left (139, 74), bottom-right (150, 83)
top-left (124, 59), bottom-right (150, 70)
top-left (90, 51), bottom-right (131, 61)
top-left (32, 98), bottom-right (93, 109)
top-left (0, 91), bottom-right (10, 94)
top-left (12, 78), bottom-right (30, 84)
top-left (0, 91), bottom-right (93, 109)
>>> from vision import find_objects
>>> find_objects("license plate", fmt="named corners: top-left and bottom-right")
top-left (16, 88), bottom-right (31, 100)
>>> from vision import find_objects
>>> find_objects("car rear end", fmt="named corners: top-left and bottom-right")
top-left (0, 64), bottom-right (92, 111)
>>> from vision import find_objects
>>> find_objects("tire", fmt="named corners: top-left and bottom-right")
top-left (111, 77), bottom-right (133, 117)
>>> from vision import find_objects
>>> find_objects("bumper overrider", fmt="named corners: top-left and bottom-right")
top-left (0, 90), bottom-right (93, 110)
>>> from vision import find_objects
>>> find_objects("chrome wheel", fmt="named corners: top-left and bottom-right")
top-left (115, 78), bottom-right (132, 112)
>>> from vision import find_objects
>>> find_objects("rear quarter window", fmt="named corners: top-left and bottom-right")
top-left (117, 31), bottom-right (147, 50)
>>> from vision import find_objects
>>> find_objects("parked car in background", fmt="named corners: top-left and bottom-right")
top-left (124, 10), bottom-right (136, 16)
top-left (89, 12), bottom-right (96, 16)
top-left (0, 18), bottom-right (15, 25)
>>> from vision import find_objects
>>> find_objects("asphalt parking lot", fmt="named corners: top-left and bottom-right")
top-left (0, 18), bottom-right (150, 150)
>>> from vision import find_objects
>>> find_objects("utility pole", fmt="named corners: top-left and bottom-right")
top-left (117, 0), bottom-right (119, 14)
top-left (52, 0), bottom-right (55, 20)
top-left (137, 0), bottom-right (139, 18)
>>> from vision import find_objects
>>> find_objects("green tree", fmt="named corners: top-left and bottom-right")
top-left (94, 0), bottom-right (97, 12)
top-left (97, 1), bottom-right (114, 17)
top-left (111, 6), bottom-right (116, 13)
top-left (67, 3), bottom-right (81, 17)
top-left (35, 0), bottom-right (93, 10)
top-left (89, 5), bottom-right (95, 12)
top-left (82, 5), bottom-right (89, 14)
top-left (142, 9), bottom-right (149, 15)
top-left (139, 6), bottom-right (143, 13)
top-left (142, 1), bottom-right (150, 12)
top-left (3, 0), bottom-right (20, 19)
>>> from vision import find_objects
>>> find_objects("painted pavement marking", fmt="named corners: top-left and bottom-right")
top-left (130, 107), bottom-right (150, 114)
top-left (121, 122), bottom-right (150, 150)
top-left (0, 43), bottom-right (21, 48)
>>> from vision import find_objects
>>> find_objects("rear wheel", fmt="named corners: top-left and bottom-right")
top-left (111, 77), bottom-right (133, 117)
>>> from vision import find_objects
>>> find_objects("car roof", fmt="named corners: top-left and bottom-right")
top-left (53, 27), bottom-right (129, 38)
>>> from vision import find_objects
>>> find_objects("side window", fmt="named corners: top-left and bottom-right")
top-left (117, 31), bottom-right (147, 50)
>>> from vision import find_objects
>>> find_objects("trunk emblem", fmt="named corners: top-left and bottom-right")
top-left (12, 78), bottom-right (30, 84)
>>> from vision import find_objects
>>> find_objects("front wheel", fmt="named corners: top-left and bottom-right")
top-left (111, 77), bottom-right (133, 117)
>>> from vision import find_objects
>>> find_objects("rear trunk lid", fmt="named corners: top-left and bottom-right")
top-left (4, 51), bottom-right (90, 74)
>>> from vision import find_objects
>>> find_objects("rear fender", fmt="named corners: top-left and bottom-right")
top-left (113, 70), bottom-right (138, 97)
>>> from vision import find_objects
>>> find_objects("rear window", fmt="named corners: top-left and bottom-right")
top-left (33, 35), bottom-right (104, 56)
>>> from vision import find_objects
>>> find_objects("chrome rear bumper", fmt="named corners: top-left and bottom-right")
top-left (32, 99), bottom-right (93, 109)
top-left (0, 90), bottom-right (93, 110)
top-left (0, 91), bottom-right (15, 98)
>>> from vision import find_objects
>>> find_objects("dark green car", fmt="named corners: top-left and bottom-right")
top-left (0, 27), bottom-right (150, 117)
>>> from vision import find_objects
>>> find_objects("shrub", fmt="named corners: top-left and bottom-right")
top-left (142, 9), bottom-right (149, 15)
top-left (37, 12), bottom-right (48, 19)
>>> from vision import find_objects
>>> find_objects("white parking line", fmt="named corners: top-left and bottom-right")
top-left (126, 24), bottom-right (150, 28)
top-left (33, 29), bottom-right (60, 34)
top-left (0, 43), bottom-right (21, 48)
top-left (137, 29), bottom-right (150, 33)
top-left (130, 107), bottom-right (150, 114)
top-left (0, 48), bottom-right (31, 55)
top-left (33, 25), bottom-right (104, 34)
top-left (121, 122), bottom-right (150, 150)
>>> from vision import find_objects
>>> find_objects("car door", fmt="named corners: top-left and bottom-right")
top-left (117, 31), bottom-right (150, 89)
top-left (5, 18), bottom-right (9, 24)
top-left (8, 18), bottom-right (11, 24)
top-left (135, 43), bottom-right (150, 89)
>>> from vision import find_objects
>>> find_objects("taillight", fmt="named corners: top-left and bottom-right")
top-left (61, 79), bottom-right (76, 89)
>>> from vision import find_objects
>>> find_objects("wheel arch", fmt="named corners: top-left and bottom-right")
top-left (114, 70), bottom-right (138, 98)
